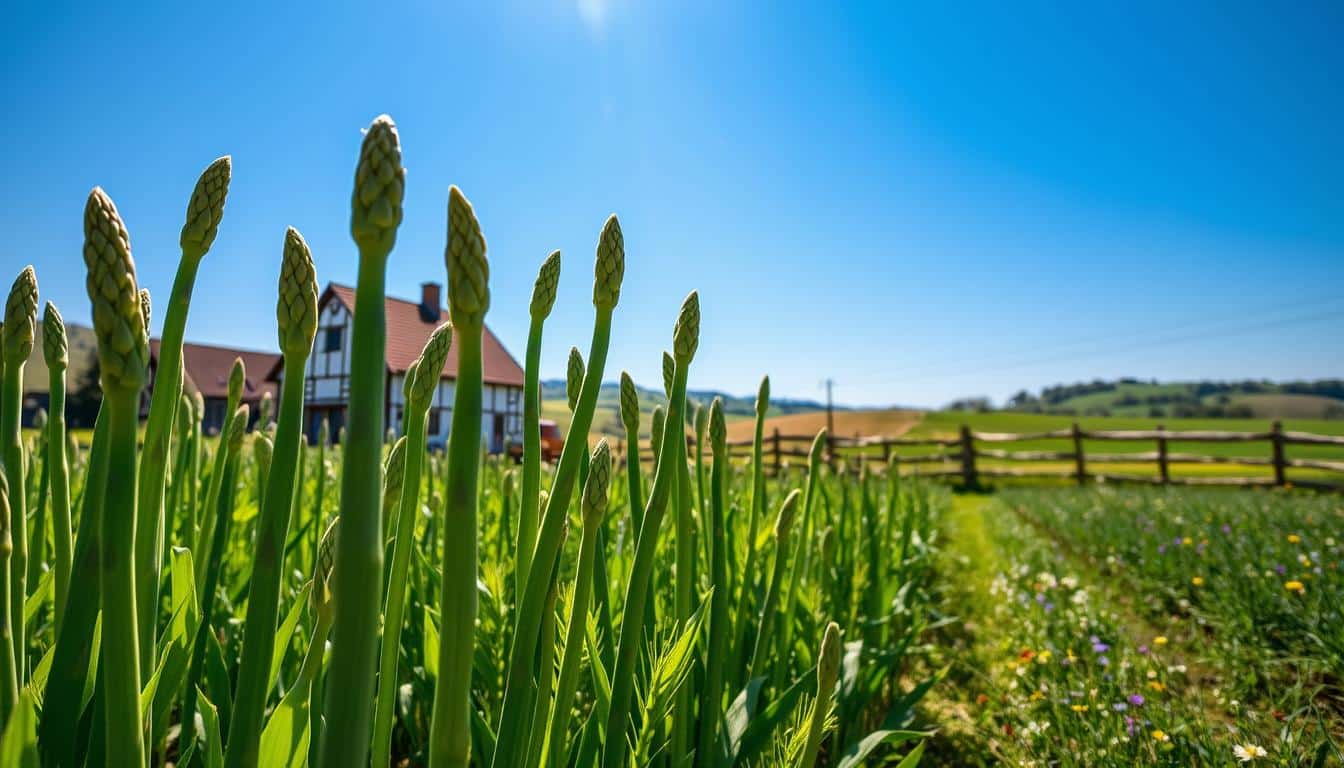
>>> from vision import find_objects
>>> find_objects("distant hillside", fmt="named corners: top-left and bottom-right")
top-left (540, 379), bottom-right (833, 440)
top-left (995, 379), bottom-right (1344, 420)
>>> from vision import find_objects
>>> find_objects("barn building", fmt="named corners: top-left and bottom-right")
top-left (271, 282), bottom-right (525, 451)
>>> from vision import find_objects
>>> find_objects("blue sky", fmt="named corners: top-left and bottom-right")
top-left (2, 1), bottom-right (1340, 407)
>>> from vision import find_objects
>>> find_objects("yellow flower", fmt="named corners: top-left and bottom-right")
top-left (1071, 704), bottom-right (1089, 713)
top-left (1182, 536), bottom-right (1193, 546)
top-left (1153, 636), bottom-right (1168, 646)
top-left (1191, 576), bottom-right (1205, 587)
top-left (1287, 534), bottom-right (1301, 544)
top-left (1036, 650), bottom-right (1052, 663)
top-left (1151, 729), bottom-right (1170, 743)
top-left (1148, 681), bottom-right (1166, 692)
top-left (1029, 690), bottom-right (1045, 701)
top-left (1284, 580), bottom-right (1305, 593)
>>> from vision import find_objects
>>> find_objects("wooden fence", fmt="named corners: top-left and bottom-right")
top-left (620, 421), bottom-right (1344, 492)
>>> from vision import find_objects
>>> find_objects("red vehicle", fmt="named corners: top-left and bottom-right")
top-left (509, 419), bottom-right (565, 463)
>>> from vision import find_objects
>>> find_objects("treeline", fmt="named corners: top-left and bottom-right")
top-left (947, 378), bottom-right (1344, 419)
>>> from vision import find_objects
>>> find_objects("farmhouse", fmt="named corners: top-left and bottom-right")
top-left (149, 340), bottom-right (280, 434)
top-left (271, 282), bottom-right (525, 451)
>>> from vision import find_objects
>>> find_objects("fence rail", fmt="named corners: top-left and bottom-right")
top-left (617, 420), bottom-right (1344, 492)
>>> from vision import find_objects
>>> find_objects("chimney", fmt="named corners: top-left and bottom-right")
top-left (420, 282), bottom-right (442, 322)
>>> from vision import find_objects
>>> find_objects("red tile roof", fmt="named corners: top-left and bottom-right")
top-left (150, 339), bottom-right (281, 402)
top-left (323, 283), bottom-right (524, 387)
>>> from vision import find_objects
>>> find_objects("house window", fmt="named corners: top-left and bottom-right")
top-left (428, 409), bottom-right (441, 434)
top-left (324, 327), bottom-right (343, 353)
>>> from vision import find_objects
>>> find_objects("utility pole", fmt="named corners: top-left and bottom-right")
top-left (825, 378), bottom-right (834, 438)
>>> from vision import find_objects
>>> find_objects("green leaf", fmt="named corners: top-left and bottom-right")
top-left (258, 681), bottom-right (311, 768)
top-left (836, 731), bottom-right (927, 768)
top-left (893, 739), bottom-right (925, 768)
top-left (0, 689), bottom-right (40, 768)
top-left (22, 569), bottom-right (53, 626)
top-left (719, 676), bottom-right (765, 767)
top-left (269, 583), bottom-right (313, 687)
top-left (424, 609), bottom-right (440, 682)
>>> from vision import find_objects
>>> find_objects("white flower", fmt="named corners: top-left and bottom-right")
top-left (1233, 744), bottom-right (1267, 762)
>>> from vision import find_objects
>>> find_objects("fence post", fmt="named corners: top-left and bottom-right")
top-left (1071, 422), bottom-right (1086, 485)
top-left (1271, 420), bottom-right (1286, 486)
top-left (959, 425), bottom-right (978, 490)
top-left (827, 430), bottom-right (836, 471)
top-left (1156, 424), bottom-right (1169, 485)
top-left (882, 440), bottom-right (891, 464)
top-left (772, 428), bottom-right (781, 475)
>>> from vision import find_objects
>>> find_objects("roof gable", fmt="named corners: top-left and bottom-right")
top-left (320, 283), bottom-right (524, 388)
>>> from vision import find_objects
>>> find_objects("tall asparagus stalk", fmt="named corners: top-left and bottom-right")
top-left (491, 215), bottom-right (624, 768)
top-left (799, 622), bottom-right (843, 767)
top-left (618, 372), bottom-right (643, 522)
top-left (748, 488), bottom-right (801, 679)
top-left (777, 429), bottom-right (826, 681)
top-left (180, 404), bottom-right (249, 760)
top-left (2, 266), bottom-right (36, 681)
top-left (428, 185), bottom-right (491, 768)
top-left (729, 375), bottom-right (769, 687)
top-left (196, 359), bottom-right (245, 587)
top-left (543, 440), bottom-right (610, 767)
top-left (372, 322), bottom-right (453, 768)
top-left (696, 397), bottom-right (730, 762)
top-left (516, 250), bottom-right (559, 600)
top-left (601, 291), bottom-right (700, 768)
top-left (134, 157), bottom-right (231, 675)
top-left (83, 188), bottom-right (152, 767)
top-left (226, 227), bottom-right (319, 768)
top-left (320, 114), bottom-right (404, 768)
top-left (0, 472), bottom-right (15, 726)
top-left (42, 302), bottom-right (73, 639)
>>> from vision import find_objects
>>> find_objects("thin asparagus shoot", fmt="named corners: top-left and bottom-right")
top-left (2, 266), bottom-right (36, 682)
top-left (516, 250), bottom-right (559, 600)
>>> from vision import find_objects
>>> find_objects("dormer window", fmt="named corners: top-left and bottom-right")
top-left (324, 326), bottom-right (343, 353)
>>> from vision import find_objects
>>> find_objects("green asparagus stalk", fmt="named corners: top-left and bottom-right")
top-left (777, 429), bottom-right (826, 682)
top-left (135, 157), bottom-right (231, 676)
top-left (83, 188), bottom-right (152, 767)
top-left (516, 250), bottom-right (559, 600)
top-left (669, 352), bottom-right (697, 763)
top-left (601, 291), bottom-right (699, 768)
top-left (226, 226), bottom-right (319, 768)
top-left (650, 404), bottom-right (665, 465)
top-left (320, 115), bottom-right (405, 768)
top-left (491, 215), bottom-right (624, 768)
top-left (2, 266), bottom-right (36, 681)
top-left (543, 440), bottom-right (610, 768)
top-left (618, 372), bottom-right (643, 523)
top-left (799, 622), bottom-right (842, 767)
top-left (28, 410), bottom-right (47, 595)
top-left (0, 471), bottom-right (15, 726)
top-left (381, 436), bottom-right (408, 546)
top-left (696, 398), bottom-right (729, 762)
top-left (42, 303), bottom-right (73, 637)
top-left (748, 488), bottom-right (801, 679)
top-left (729, 375), bottom-right (769, 687)
top-left (37, 407), bottom-right (108, 765)
top-left (372, 322), bottom-right (452, 768)
top-left (429, 185), bottom-right (490, 768)
top-left (181, 404), bottom-right (249, 760)
top-left (197, 359), bottom-right (246, 587)
top-left (525, 534), bottom-right (564, 768)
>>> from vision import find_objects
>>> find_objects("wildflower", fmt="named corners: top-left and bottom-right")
top-left (1138, 644), bottom-right (1149, 655)
top-left (1029, 690), bottom-right (1045, 702)
top-left (1233, 744), bottom-right (1267, 762)
top-left (1036, 650), bottom-right (1052, 663)
top-left (1071, 704), bottom-right (1089, 713)
top-left (1284, 580), bottom-right (1305, 593)
top-left (1091, 639), bottom-right (1111, 653)
top-left (975, 693), bottom-right (989, 706)
top-left (1287, 534), bottom-right (1301, 544)
top-left (1191, 576), bottom-right (1205, 586)
top-left (1182, 536), bottom-right (1193, 546)
top-left (1151, 729), bottom-right (1170, 743)
top-left (1153, 636), bottom-right (1168, 646)
top-left (1148, 681), bottom-right (1166, 692)
top-left (1128, 694), bottom-right (1145, 707)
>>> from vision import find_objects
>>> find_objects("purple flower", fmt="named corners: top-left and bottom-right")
top-left (1035, 593), bottom-right (1046, 604)
top-left (1128, 694), bottom-right (1145, 707)
top-left (1221, 524), bottom-right (1231, 534)
top-left (1092, 640), bottom-right (1110, 653)
top-left (1157, 544), bottom-right (1167, 554)
top-left (1125, 716), bottom-right (1136, 736)
top-left (1274, 564), bottom-right (1287, 575)
top-left (1044, 602), bottom-right (1055, 613)
top-left (1113, 702), bottom-right (1128, 712)
top-left (1138, 644), bottom-right (1149, 655)
top-left (1098, 656), bottom-right (1110, 667)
